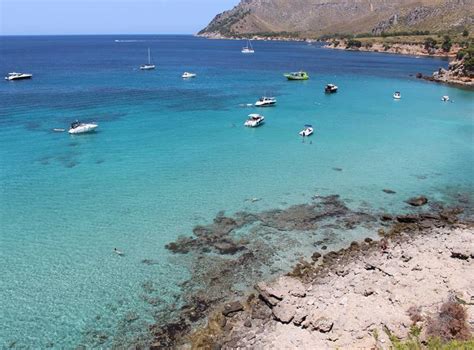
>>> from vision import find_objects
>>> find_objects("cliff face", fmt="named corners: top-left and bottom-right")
top-left (198, 0), bottom-right (474, 38)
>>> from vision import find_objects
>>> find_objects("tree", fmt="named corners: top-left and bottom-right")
top-left (441, 35), bottom-right (452, 52)
top-left (424, 37), bottom-right (437, 51)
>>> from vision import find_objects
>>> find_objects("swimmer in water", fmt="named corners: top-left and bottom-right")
top-left (114, 248), bottom-right (124, 256)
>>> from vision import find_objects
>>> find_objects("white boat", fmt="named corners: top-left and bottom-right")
top-left (5, 72), bottom-right (33, 81)
top-left (241, 40), bottom-right (255, 54)
top-left (393, 91), bottom-right (401, 99)
top-left (182, 72), bottom-right (196, 79)
top-left (441, 95), bottom-right (450, 102)
top-left (255, 96), bottom-right (276, 107)
top-left (68, 121), bottom-right (98, 134)
top-left (140, 48), bottom-right (156, 70)
top-left (299, 124), bottom-right (314, 137)
top-left (244, 114), bottom-right (265, 127)
top-left (325, 84), bottom-right (338, 93)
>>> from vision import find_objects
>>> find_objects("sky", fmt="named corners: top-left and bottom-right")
top-left (0, 0), bottom-right (239, 35)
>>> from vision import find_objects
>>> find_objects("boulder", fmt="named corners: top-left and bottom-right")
top-left (222, 301), bottom-right (244, 316)
top-left (406, 196), bottom-right (428, 207)
top-left (272, 301), bottom-right (296, 324)
top-left (255, 282), bottom-right (284, 306)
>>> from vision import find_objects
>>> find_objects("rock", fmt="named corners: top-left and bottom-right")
top-left (416, 73), bottom-right (423, 79)
top-left (244, 319), bottom-right (252, 328)
top-left (293, 310), bottom-right (308, 326)
top-left (406, 196), bottom-right (428, 207)
top-left (255, 282), bottom-right (284, 306)
top-left (383, 189), bottom-right (396, 194)
top-left (364, 237), bottom-right (373, 243)
top-left (272, 301), bottom-right (296, 324)
top-left (396, 215), bottom-right (419, 223)
top-left (451, 252), bottom-right (469, 260)
top-left (303, 315), bottom-right (334, 333)
top-left (381, 214), bottom-right (393, 221)
top-left (321, 245), bottom-right (328, 250)
top-left (311, 252), bottom-right (322, 261)
top-left (214, 241), bottom-right (245, 255)
top-left (222, 301), bottom-right (244, 316)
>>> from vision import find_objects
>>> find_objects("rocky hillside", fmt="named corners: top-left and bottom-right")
top-left (199, 0), bottom-right (474, 38)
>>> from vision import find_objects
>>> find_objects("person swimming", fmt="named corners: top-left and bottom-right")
top-left (114, 248), bottom-right (124, 256)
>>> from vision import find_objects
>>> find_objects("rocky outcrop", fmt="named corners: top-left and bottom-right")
top-left (199, 0), bottom-right (474, 39)
top-left (199, 221), bottom-right (474, 349)
top-left (425, 53), bottom-right (474, 87)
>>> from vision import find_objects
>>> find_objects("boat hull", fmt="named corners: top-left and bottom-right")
top-left (68, 124), bottom-right (98, 134)
top-left (5, 74), bottom-right (33, 81)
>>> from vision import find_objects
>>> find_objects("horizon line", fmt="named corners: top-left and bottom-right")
top-left (0, 33), bottom-right (199, 37)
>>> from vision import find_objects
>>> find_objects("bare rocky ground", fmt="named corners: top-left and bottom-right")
top-left (188, 215), bottom-right (473, 349)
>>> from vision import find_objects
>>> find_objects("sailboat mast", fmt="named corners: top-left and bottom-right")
top-left (148, 48), bottom-right (151, 64)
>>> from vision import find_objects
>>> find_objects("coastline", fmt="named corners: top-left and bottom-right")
top-left (197, 33), bottom-right (474, 88)
top-left (148, 195), bottom-right (474, 349)
top-left (191, 220), bottom-right (473, 349)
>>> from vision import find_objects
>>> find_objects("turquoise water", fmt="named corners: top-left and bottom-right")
top-left (0, 35), bottom-right (473, 348)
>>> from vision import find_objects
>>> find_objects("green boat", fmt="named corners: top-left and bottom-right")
top-left (284, 71), bottom-right (309, 80)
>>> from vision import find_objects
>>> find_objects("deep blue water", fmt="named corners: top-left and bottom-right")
top-left (0, 35), bottom-right (473, 348)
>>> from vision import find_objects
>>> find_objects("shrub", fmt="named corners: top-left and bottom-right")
top-left (407, 306), bottom-right (424, 324)
top-left (426, 301), bottom-right (471, 341)
top-left (424, 37), bottom-right (438, 51)
top-left (442, 36), bottom-right (452, 52)
top-left (347, 39), bottom-right (362, 48)
top-left (462, 29), bottom-right (469, 37)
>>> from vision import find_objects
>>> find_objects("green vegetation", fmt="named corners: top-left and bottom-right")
top-left (424, 37), bottom-right (438, 50)
top-left (441, 36), bottom-right (452, 52)
top-left (346, 39), bottom-right (362, 48)
top-left (463, 30), bottom-right (469, 37)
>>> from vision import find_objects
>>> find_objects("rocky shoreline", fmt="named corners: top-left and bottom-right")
top-left (188, 210), bottom-right (473, 349)
top-left (145, 193), bottom-right (473, 349)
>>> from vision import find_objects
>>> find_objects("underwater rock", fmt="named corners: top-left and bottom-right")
top-left (406, 196), bottom-right (428, 207)
top-left (383, 189), bottom-right (396, 194)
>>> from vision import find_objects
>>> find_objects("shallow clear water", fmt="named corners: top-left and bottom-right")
top-left (0, 35), bottom-right (473, 348)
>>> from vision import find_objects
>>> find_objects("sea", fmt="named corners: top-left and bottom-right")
top-left (0, 35), bottom-right (473, 348)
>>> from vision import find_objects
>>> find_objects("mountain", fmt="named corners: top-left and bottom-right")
top-left (198, 0), bottom-right (474, 38)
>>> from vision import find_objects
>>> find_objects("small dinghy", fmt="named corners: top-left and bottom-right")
top-left (299, 124), bottom-right (314, 137)
top-left (441, 95), bottom-right (450, 102)
top-left (244, 114), bottom-right (265, 127)
top-left (68, 120), bottom-right (98, 134)
top-left (393, 91), bottom-right (401, 100)
top-left (182, 72), bottom-right (196, 79)
top-left (53, 128), bottom-right (65, 132)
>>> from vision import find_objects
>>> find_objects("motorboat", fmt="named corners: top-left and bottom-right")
top-left (140, 48), bottom-right (156, 70)
top-left (255, 96), bottom-right (276, 107)
top-left (393, 91), bottom-right (401, 99)
top-left (244, 114), bottom-right (265, 127)
top-left (284, 71), bottom-right (309, 80)
top-left (299, 124), bottom-right (314, 137)
top-left (325, 84), bottom-right (338, 93)
top-left (182, 72), bottom-right (196, 79)
top-left (441, 95), bottom-right (450, 102)
top-left (5, 72), bottom-right (33, 81)
top-left (241, 40), bottom-right (255, 54)
top-left (68, 120), bottom-right (98, 134)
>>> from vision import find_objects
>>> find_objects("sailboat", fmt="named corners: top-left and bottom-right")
top-left (241, 40), bottom-right (255, 54)
top-left (140, 48), bottom-right (156, 70)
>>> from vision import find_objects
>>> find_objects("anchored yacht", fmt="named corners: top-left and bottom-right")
top-left (325, 84), bottom-right (338, 93)
top-left (140, 48), bottom-right (156, 70)
top-left (68, 121), bottom-right (98, 134)
top-left (244, 114), bottom-right (265, 127)
top-left (5, 72), bottom-right (33, 81)
top-left (255, 96), bottom-right (276, 107)
top-left (299, 125), bottom-right (314, 137)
